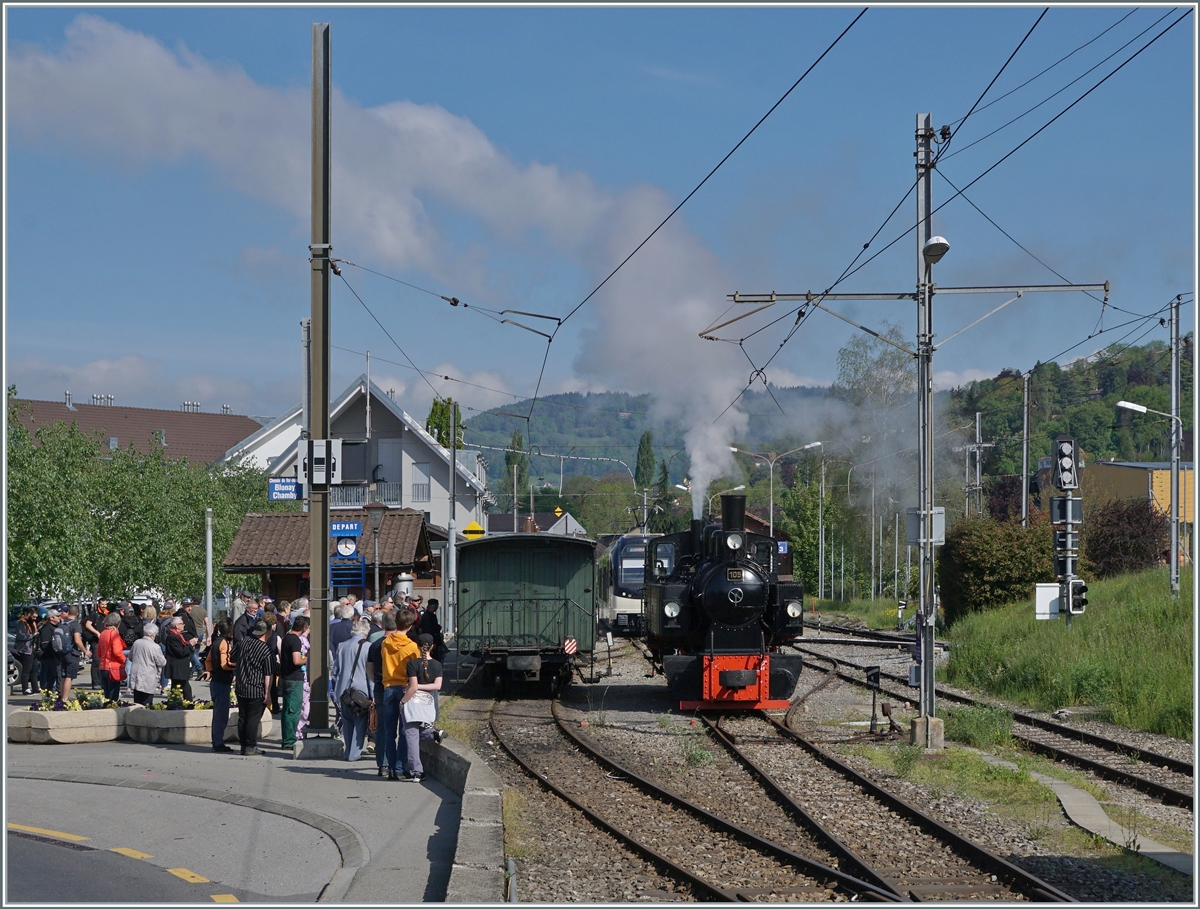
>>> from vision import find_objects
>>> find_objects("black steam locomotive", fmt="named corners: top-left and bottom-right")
top-left (642, 494), bottom-right (804, 710)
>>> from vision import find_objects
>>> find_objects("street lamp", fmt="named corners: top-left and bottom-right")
top-left (363, 500), bottom-right (389, 607)
top-left (1117, 400), bottom-right (1184, 594)
top-left (730, 442), bottom-right (821, 538)
top-left (706, 485), bottom-right (745, 519)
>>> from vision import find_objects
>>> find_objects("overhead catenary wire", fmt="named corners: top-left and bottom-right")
top-left (941, 8), bottom-right (1176, 163)
top-left (520, 8), bottom-right (869, 421)
top-left (933, 7), bottom-right (1048, 164)
top-left (711, 6), bottom-right (1192, 418)
top-left (945, 8), bottom-right (1138, 130)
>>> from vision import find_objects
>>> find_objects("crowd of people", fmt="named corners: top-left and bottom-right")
top-left (11, 589), bottom-right (448, 777)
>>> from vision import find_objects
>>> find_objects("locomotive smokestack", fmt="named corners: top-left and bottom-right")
top-left (690, 518), bottom-right (704, 555)
top-left (721, 494), bottom-right (746, 533)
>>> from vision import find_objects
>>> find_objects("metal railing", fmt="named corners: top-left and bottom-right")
top-left (411, 483), bottom-right (431, 503)
top-left (375, 481), bottom-right (403, 506)
top-left (458, 596), bottom-right (591, 650)
top-left (330, 483), bottom-right (404, 509)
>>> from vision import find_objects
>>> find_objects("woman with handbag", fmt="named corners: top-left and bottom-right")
top-left (96, 612), bottom-right (126, 702)
top-left (399, 633), bottom-right (447, 782)
top-left (332, 619), bottom-right (372, 762)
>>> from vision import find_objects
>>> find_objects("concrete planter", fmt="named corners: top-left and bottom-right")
top-left (8, 706), bottom-right (140, 745)
top-left (124, 707), bottom-right (273, 745)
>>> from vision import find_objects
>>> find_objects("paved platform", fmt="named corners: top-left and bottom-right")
top-left (4, 650), bottom-right (505, 903)
top-left (979, 752), bottom-right (1194, 876)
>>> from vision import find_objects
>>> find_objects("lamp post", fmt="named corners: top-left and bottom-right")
top-left (363, 500), bottom-right (389, 607)
top-left (706, 485), bottom-right (745, 519)
top-left (730, 442), bottom-right (821, 538)
top-left (1117, 400), bottom-right (1184, 594)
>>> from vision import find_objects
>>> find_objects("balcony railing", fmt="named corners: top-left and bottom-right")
top-left (411, 483), bottom-right (431, 503)
top-left (330, 481), bottom-right (406, 509)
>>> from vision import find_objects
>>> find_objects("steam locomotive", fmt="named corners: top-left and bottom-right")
top-left (642, 494), bottom-right (804, 710)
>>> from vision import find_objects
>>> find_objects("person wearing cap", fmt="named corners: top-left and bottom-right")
top-left (399, 633), bottom-right (447, 781)
top-left (36, 609), bottom-right (64, 694)
top-left (234, 620), bottom-right (275, 756)
top-left (128, 623), bottom-right (167, 707)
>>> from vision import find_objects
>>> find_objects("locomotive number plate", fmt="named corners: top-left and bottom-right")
top-left (727, 568), bottom-right (743, 581)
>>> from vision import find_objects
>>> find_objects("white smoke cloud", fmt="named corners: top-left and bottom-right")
top-left (8, 15), bottom-right (755, 483)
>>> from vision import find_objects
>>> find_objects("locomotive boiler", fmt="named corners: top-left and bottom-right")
top-left (643, 493), bottom-right (804, 710)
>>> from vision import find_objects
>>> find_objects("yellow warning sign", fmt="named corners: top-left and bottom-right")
top-left (554, 506), bottom-right (563, 517)
top-left (463, 520), bottom-right (485, 539)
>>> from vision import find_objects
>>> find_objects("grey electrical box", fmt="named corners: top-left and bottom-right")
top-left (905, 507), bottom-right (945, 546)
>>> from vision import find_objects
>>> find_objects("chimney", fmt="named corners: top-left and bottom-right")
top-left (64, 391), bottom-right (75, 411)
top-left (522, 514), bottom-right (539, 533)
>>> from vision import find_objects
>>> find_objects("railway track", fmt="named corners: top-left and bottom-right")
top-left (706, 712), bottom-right (1074, 902)
top-left (794, 643), bottom-right (1194, 810)
top-left (490, 695), bottom-right (898, 901)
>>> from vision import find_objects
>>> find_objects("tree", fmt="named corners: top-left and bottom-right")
top-left (425, 397), bottom-right (463, 447)
top-left (7, 386), bottom-right (298, 603)
top-left (649, 457), bottom-right (690, 534)
top-left (502, 430), bottom-right (530, 512)
top-left (634, 430), bottom-right (655, 488)
top-left (831, 321), bottom-right (916, 411)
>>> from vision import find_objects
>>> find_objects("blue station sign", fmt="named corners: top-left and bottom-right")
top-left (269, 478), bottom-right (303, 501)
top-left (330, 520), bottom-right (363, 537)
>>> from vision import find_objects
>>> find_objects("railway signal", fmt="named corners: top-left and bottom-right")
top-left (1052, 436), bottom-right (1080, 490)
top-left (1068, 579), bottom-right (1089, 615)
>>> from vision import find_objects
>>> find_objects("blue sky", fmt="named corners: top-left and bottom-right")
top-left (5, 5), bottom-right (1195, 461)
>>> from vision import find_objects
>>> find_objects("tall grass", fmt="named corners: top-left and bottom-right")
top-left (944, 568), bottom-right (1193, 741)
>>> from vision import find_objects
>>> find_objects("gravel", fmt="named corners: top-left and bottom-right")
top-left (450, 636), bottom-right (1193, 902)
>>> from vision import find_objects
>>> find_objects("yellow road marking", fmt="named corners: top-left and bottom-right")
top-left (7, 823), bottom-right (89, 842)
top-left (167, 868), bottom-right (211, 883)
top-left (111, 846), bottom-right (153, 859)
top-left (210, 896), bottom-right (239, 903)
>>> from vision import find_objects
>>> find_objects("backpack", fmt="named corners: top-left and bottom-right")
top-left (51, 622), bottom-right (74, 655)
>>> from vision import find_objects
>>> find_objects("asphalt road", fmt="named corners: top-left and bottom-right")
top-left (6, 780), bottom-right (332, 902)
top-left (6, 831), bottom-right (274, 902)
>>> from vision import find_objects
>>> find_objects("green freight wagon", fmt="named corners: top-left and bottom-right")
top-left (456, 533), bottom-right (597, 690)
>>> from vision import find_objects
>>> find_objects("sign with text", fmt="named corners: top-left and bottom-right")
top-left (330, 520), bottom-right (363, 537)
top-left (269, 478), bottom-right (303, 501)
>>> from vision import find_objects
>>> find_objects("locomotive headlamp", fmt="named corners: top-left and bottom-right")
top-left (725, 533), bottom-right (743, 551)
top-left (664, 601), bottom-right (681, 618)
top-left (786, 600), bottom-right (803, 618)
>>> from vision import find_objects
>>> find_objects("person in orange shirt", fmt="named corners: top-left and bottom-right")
top-left (377, 610), bottom-right (421, 780)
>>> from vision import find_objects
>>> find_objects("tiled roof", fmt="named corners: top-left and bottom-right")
top-left (13, 399), bottom-right (263, 466)
top-left (224, 509), bottom-right (429, 571)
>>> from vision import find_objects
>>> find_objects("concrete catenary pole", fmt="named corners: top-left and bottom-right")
top-left (1021, 371), bottom-right (1030, 527)
top-left (1170, 294), bottom-right (1180, 595)
top-left (307, 22), bottom-right (333, 732)
top-left (915, 113), bottom-right (939, 740)
top-left (447, 402), bottom-right (458, 635)
top-left (205, 508), bottom-right (213, 617)
top-left (818, 458), bottom-right (825, 600)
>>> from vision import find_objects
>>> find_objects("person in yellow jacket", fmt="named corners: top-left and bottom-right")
top-left (376, 610), bottom-right (421, 780)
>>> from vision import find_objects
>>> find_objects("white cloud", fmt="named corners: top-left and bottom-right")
top-left (8, 15), bottom-right (757, 474)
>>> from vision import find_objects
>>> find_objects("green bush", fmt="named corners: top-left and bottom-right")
top-left (937, 513), bottom-right (1055, 624)
top-left (1083, 499), bottom-right (1169, 578)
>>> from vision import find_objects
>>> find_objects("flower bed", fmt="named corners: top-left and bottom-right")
top-left (8, 700), bottom-right (141, 745)
top-left (125, 705), bottom-right (273, 746)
